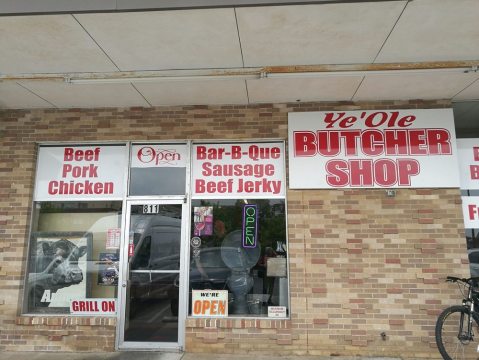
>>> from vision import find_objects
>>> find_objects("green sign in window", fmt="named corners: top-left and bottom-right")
top-left (242, 204), bottom-right (257, 248)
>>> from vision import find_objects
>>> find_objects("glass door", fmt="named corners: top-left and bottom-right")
top-left (118, 201), bottom-right (186, 350)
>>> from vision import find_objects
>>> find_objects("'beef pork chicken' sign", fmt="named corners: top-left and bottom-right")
top-left (34, 145), bottom-right (127, 200)
top-left (288, 109), bottom-right (459, 189)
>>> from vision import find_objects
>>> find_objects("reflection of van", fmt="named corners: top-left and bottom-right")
top-left (170, 247), bottom-right (231, 316)
top-left (189, 247), bottom-right (231, 290)
top-left (129, 215), bottom-right (181, 304)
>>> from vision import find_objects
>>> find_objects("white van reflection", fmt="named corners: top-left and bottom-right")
top-left (128, 214), bottom-right (181, 317)
top-left (169, 247), bottom-right (232, 316)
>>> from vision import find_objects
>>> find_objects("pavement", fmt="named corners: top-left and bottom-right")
top-left (0, 352), bottom-right (402, 360)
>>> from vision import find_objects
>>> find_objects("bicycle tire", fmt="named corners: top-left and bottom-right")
top-left (435, 305), bottom-right (479, 360)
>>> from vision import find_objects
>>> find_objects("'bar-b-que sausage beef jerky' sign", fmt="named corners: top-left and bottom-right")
top-left (288, 109), bottom-right (459, 189)
top-left (192, 142), bottom-right (285, 198)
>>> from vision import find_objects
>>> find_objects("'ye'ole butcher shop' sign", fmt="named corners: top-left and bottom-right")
top-left (288, 109), bottom-right (460, 189)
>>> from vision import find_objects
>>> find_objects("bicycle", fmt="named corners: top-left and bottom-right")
top-left (435, 276), bottom-right (479, 359)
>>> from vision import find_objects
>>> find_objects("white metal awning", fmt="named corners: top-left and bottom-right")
top-left (0, 0), bottom-right (477, 120)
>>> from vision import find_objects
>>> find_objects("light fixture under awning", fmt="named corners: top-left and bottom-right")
top-left (63, 66), bottom-right (479, 85)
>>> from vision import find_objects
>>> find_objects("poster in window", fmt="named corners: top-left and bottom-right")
top-left (97, 252), bottom-right (119, 286)
top-left (26, 232), bottom-right (92, 312)
top-left (194, 206), bottom-right (213, 236)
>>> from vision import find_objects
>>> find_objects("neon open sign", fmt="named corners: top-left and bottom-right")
top-left (242, 204), bottom-right (258, 248)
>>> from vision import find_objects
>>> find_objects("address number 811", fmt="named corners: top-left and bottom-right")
top-left (143, 204), bottom-right (160, 214)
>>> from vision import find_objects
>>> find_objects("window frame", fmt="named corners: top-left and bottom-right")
top-left (187, 140), bottom-right (290, 319)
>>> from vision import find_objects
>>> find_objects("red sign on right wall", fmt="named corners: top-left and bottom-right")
top-left (288, 109), bottom-right (460, 189)
top-left (457, 139), bottom-right (479, 190)
top-left (458, 139), bottom-right (479, 229)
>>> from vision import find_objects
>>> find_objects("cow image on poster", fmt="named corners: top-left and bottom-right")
top-left (27, 238), bottom-right (87, 308)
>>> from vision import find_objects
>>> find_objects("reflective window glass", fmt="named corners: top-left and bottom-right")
top-left (24, 201), bottom-right (122, 314)
top-left (189, 199), bottom-right (288, 317)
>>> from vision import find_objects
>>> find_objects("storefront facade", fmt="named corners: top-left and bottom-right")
top-left (0, 99), bottom-right (469, 359)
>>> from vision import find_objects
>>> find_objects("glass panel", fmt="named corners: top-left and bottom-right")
top-left (129, 168), bottom-right (186, 196)
top-left (126, 272), bottom-right (179, 343)
top-left (465, 228), bottom-right (479, 277)
top-left (23, 201), bottom-right (122, 314)
top-left (462, 191), bottom-right (479, 277)
top-left (129, 205), bottom-right (182, 271)
top-left (124, 204), bottom-right (181, 343)
top-left (189, 199), bottom-right (288, 317)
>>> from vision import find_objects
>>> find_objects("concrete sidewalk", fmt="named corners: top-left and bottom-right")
top-left (0, 352), bottom-right (402, 360)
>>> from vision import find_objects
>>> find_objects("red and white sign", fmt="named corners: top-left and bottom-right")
top-left (35, 145), bottom-right (127, 200)
top-left (106, 228), bottom-right (121, 249)
top-left (462, 197), bottom-right (479, 228)
top-left (457, 139), bottom-right (479, 190)
top-left (288, 109), bottom-right (459, 188)
top-left (70, 299), bottom-right (116, 315)
top-left (131, 144), bottom-right (187, 168)
top-left (191, 290), bottom-right (228, 317)
top-left (192, 142), bottom-right (285, 198)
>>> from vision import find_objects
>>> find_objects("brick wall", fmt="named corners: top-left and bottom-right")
top-left (0, 100), bottom-right (468, 359)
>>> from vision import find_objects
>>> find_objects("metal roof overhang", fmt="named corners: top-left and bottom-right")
top-left (0, 0), bottom-right (406, 15)
top-left (0, 0), bottom-right (478, 134)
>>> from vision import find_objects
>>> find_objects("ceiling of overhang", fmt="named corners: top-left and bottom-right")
top-left (0, 0), bottom-right (478, 131)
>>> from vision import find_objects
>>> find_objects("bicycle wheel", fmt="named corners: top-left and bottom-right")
top-left (436, 305), bottom-right (479, 360)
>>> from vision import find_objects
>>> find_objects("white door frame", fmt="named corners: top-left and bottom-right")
top-left (116, 199), bottom-right (189, 351)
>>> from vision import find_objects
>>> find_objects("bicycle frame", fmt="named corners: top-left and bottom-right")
top-left (454, 277), bottom-right (478, 343)
top-left (435, 276), bottom-right (479, 359)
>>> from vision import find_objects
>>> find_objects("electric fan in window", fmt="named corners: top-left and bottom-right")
top-left (220, 230), bottom-right (261, 314)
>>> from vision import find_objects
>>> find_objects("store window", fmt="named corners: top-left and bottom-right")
top-left (457, 138), bottom-right (479, 279)
top-left (24, 201), bottom-right (122, 314)
top-left (189, 199), bottom-right (288, 317)
top-left (451, 102), bottom-right (479, 280)
top-left (24, 144), bottom-right (127, 314)
top-left (189, 142), bottom-right (289, 317)
top-left (462, 190), bottom-right (479, 278)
